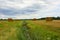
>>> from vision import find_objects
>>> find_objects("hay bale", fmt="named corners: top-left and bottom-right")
top-left (8, 18), bottom-right (13, 22)
top-left (46, 17), bottom-right (53, 22)
top-left (33, 18), bottom-right (37, 21)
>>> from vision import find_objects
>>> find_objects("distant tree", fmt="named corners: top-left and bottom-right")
top-left (1, 19), bottom-right (2, 20)
top-left (39, 16), bottom-right (60, 20)
top-left (40, 17), bottom-right (46, 20)
top-left (57, 16), bottom-right (60, 20)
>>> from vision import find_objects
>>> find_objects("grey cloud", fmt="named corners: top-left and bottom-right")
top-left (0, 4), bottom-right (41, 16)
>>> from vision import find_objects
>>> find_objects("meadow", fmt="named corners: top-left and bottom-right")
top-left (0, 20), bottom-right (60, 40)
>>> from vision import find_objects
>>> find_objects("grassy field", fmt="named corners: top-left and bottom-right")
top-left (0, 20), bottom-right (60, 40)
top-left (0, 21), bottom-right (22, 40)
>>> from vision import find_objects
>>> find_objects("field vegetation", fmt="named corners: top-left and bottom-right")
top-left (0, 20), bottom-right (60, 40)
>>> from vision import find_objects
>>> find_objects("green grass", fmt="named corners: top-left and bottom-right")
top-left (0, 23), bottom-right (4, 28)
top-left (0, 20), bottom-right (60, 40)
top-left (0, 21), bottom-right (22, 40)
top-left (27, 20), bottom-right (60, 40)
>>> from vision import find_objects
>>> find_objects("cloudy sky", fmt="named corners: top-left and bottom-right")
top-left (0, 0), bottom-right (60, 19)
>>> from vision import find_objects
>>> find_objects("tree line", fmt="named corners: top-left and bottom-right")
top-left (40, 17), bottom-right (60, 20)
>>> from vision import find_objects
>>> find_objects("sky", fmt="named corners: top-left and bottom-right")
top-left (0, 0), bottom-right (60, 19)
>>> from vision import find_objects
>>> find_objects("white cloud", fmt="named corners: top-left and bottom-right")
top-left (0, 0), bottom-right (47, 9)
top-left (0, 0), bottom-right (60, 19)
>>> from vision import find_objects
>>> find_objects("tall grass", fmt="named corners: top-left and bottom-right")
top-left (0, 20), bottom-right (60, 40)
top-left (27, 20), bottom-right (60, 40)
